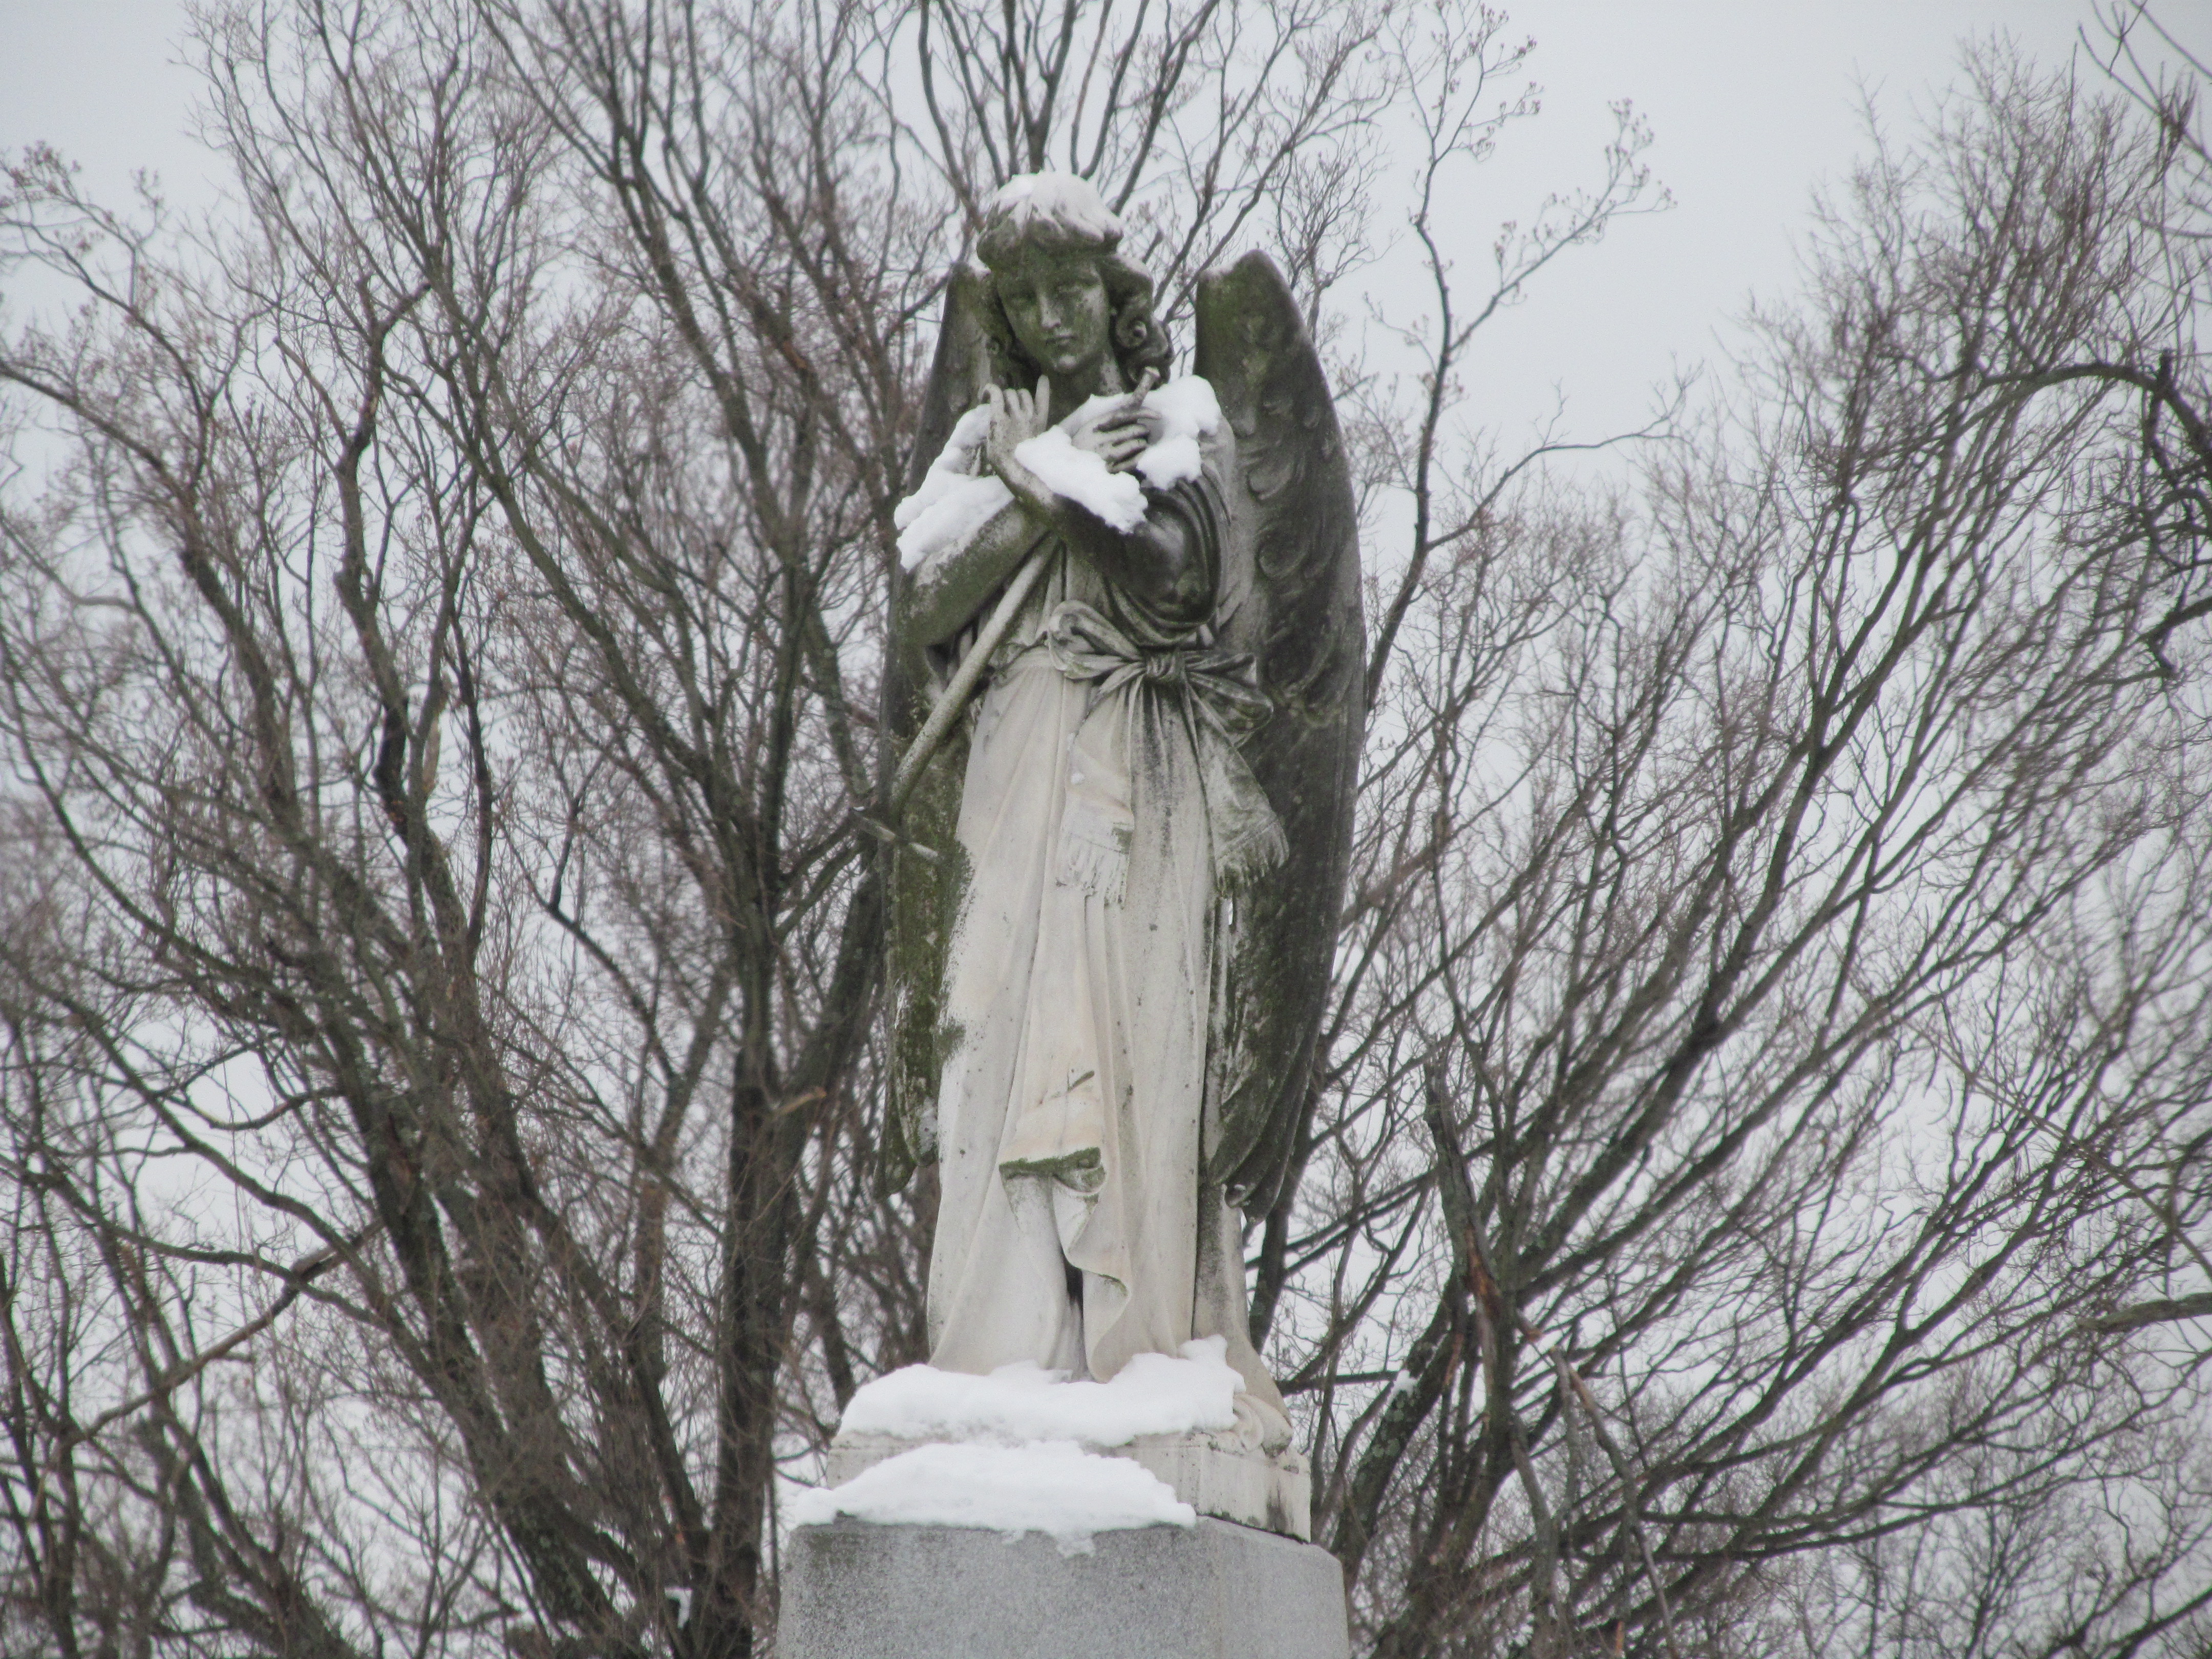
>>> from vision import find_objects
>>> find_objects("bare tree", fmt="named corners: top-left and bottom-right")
top-left (1279, 32), bottom-right (2212, 1657)
top-left (6, 4), bottom-right (2206, 1658)
top-left (0, 2), bottom-right (1530, 1654)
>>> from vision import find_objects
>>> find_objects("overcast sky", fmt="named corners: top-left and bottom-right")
top-left (1439, 1), bottom-right (2162, 446)
top-left (3, 1), bottom-right (2206, 450)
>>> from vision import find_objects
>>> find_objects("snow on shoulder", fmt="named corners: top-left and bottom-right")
top-left (1012, 375), bottom-right (1222, 532)
top-left (892, 375), bottom-right (1225, 572)
top-left (787, 1338), bottom-right (1237, 1548)
top-left (894, 403), bottom-right (1011, 572)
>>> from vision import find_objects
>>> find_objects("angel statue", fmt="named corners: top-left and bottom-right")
top-left (880, 173), bottom-right (1362, 1458)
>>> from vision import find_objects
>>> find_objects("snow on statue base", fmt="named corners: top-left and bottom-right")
top-left (776, 1516), bottom-right (1351, 1659)
top-left (798, 1339), bottom-right (1311, 1539)
top-left (781, 1352), bottom-right (1341, 1657)
top-left (822, 1428), bottom-right (1311, 1539)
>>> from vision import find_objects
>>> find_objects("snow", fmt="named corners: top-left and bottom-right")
top-left (789, 1337), bottom-right (1236, 1549)
top-left (894, 376), bottom-right (1225, 562)
top-left (1132, 375), bottom-right (1223, 491)
top-left (786, 1440), bottom-right (1195, 1554)
top-left (988, 172), bottom-right (1123, 245)
top-left (1011, 422), bottom-right (1149, 530)
top-left (1010, 375), bottom-right (1224, 531)
top-left (836, 1335), bottom-right (1241, 1445)
top-left (896, 403), bottom-right (1012, 571)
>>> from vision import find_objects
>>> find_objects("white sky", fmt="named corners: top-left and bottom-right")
top-left (2, 1), bottom-right (2205, 450)
top-left (1441, 0), bottom-right (2145, 446)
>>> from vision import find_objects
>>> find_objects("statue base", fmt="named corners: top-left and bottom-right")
top-left (824, 1430), bottom-right (1312, 1539)
top-left (777, 1516), bottom-right (1350, 1659)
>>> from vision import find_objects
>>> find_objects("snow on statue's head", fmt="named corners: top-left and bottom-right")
top-left (972, 172), bottom-right (1174, 392)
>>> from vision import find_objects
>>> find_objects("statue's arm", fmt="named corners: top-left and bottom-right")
top-left (974, 386), bottom-right (1212, 627)
top-left (903, 488), bottom-right (1207, 649)
top-left (904, 408), bottom-right (1212, 647)
top-left (901, 500), bottom-right (1045, 649)
top-left (1052, 493), bottom-right (1210, 622)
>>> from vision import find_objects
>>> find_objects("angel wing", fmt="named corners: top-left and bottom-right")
top-left (1197, 251), bottom-right (1366, 1214)
top-left (879, 264), bottom-right (998, 1192)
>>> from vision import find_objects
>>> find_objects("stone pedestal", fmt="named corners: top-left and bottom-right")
top-left (777, 1517), bottom-right (1350, 1659)
top-left (824, 1430), bottom-right (1311, 1539)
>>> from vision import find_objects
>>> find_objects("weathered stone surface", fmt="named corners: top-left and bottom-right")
top-left (882, 174), bottom-right (1362, 1447)
top-left (777, 1516), bottom-right (1350, 1659)
top-left (823, 1430), bottom-right (1312, 1540)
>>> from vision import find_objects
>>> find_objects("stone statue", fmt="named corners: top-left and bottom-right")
top-left (879, 173), bottom-right (1363, 1467)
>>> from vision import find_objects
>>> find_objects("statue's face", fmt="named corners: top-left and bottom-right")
top-left (995, 253), bottom-right (1114, 389)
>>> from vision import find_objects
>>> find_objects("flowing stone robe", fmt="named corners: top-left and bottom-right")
top-left (918, 417), bottom-right (1289, 1428)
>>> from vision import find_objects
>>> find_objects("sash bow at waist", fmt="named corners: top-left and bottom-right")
top-left (1041, 600), bottom-right (1285, 885)
top-left (1043, 601), bottom-right (1272, 733)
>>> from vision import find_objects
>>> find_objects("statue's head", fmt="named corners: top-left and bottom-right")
top-left (973, 173), bottom-right (1173, 396)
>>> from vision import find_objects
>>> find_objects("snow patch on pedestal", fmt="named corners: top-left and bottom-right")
top-left (786, 1440), bottom-right (1195, 1554)
top-left (836, 1335), bottom-right (1241, 1445)
top-left (791, 1338), bottom-right (1240, 1550)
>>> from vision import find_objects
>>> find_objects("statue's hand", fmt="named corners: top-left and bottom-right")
top-left (1066, 402), bottom-right (1155, 474)
top-left (981, 384), bottom-right (1048, 482)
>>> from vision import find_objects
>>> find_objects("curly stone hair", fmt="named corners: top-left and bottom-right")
top-left (971, 172), bottom-right (1174, 392)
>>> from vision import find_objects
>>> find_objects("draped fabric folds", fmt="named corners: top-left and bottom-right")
top-left (920, 427), bottom-right (1289, 1427)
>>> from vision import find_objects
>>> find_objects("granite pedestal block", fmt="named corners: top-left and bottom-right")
top-left (777, 1517), bottom-right (1351, 1659)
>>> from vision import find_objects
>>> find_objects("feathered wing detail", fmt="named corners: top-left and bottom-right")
top-left (1197, 251), bottom-right (1366, 1214)
top-left (880, 264), bottom-right (998, 1193)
